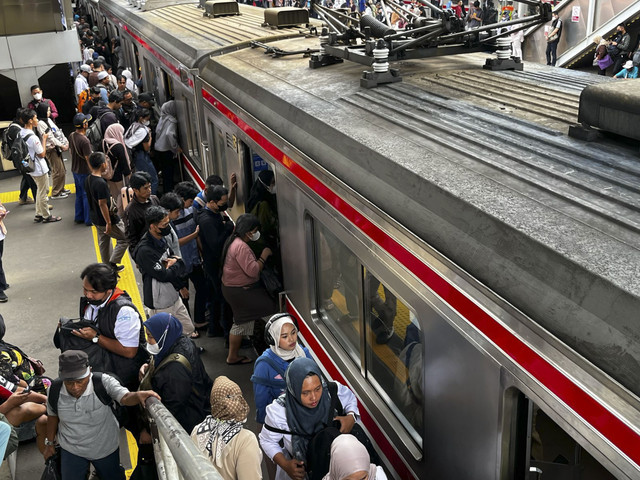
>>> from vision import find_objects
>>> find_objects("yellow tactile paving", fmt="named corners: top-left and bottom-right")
top-left (125, 430), bottom-right (139, 479)
top-left (0, 182), bottom-right (76, 204)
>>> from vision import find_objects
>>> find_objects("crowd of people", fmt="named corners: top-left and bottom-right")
top-left (593, 23), bottom-right (639, 78)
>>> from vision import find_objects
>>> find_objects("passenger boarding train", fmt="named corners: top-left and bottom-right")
top-left (80, 1), bottom-right (640, 478)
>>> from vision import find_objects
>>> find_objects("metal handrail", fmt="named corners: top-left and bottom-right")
top-left (145, 397), bottom-right (223, 480)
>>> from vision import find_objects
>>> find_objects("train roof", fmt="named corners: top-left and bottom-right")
top-left (202, 38), bottom-right (640, 395)
top-left (98, 0), bottom-right (318, 68)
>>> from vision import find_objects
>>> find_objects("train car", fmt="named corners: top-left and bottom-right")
top-left (81, 1), bottom-right (640, 479)
top-left (196, 42), bottom-right (640, 480)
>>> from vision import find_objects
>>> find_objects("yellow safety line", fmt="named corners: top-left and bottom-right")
top-left (125, 430), bottom-right (139, 479)
top-left (0, 183), bottom-right (76, 204)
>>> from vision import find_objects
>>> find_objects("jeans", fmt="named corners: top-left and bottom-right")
top-left (133, 150), bottom-right (158, 195)
top-left (61, 447), bottom-right (125, 480)
top-left (19, 173), bottom-right (37, 201)
top-left (73, 173), bottom-right (91, 225)
top-left (546, 41), bottom-right (558, 66)
top-left (185, 264), bottom-right (208, 326)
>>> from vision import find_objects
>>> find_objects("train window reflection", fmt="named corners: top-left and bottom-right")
top-left (314, 224), bottom-right (362, 364)
top-left (364, 274), bottom-right (423, 444)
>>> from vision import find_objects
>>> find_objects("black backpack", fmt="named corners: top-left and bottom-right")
top-left (0, 124), bottom-right (17, 161)
top-left (86, 111), bottom-right (109, 152)
top-left (48, 372), bottom-right (128, 427)
top-left (8, 131), bottom-right (35, 174)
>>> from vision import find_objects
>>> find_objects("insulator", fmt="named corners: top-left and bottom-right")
top-left (496, 37), bottom-right (511, 60)
top-left (372, 43), bottom-right (389, 73)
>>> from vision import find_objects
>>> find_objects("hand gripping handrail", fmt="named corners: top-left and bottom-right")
top-left (145, 396), bottom-right (223, 480)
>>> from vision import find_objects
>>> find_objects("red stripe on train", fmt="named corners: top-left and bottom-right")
top-left (181, 154), bottom-right (206, 189)
top-left (201, 87), bottom-right (640, 469)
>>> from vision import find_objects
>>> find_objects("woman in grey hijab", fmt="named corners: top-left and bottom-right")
top-left (154, 100), bottom-right (181, 193)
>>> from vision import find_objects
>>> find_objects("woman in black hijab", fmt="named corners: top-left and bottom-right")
top-left (258, 357), bottom-right (360, 480)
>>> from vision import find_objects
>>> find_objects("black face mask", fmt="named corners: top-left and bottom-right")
top-left (84, 296), bottom-right (105, 306)
top-left (217, 203), bottom-right (228, 212)
top-left (159, 225), bottom-right (172, 236)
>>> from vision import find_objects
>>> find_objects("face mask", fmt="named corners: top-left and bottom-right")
top-left (249, 231), bottom-right (261, 242)
top-left (159, 225), bottom-right (171, 236)
top-left (145, 343), bottom-right (161, 355)
top-left (217, 203), bottom-right (228, 212)
top-left (33, 93), bottom-right (42, 101)
top-left (85, 296), bottom-right (105, 306)
top-left (268, 185), bottom-right (276, 195)
top-left (142, 120), bottom-right (150, 126)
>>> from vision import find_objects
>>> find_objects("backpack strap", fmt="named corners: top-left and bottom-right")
top-left (250, 355), bottom-right (287, 388)
top-left (326, 382), bottom-right (342, 424)
top-left (156, 353), bottom-right (192, 374)
top-left (92, 372), bottom-right (112, 407)
top-left (264, 423), bottom-right (299, 436)
top-left (48, 379), bottom-right (63, 416)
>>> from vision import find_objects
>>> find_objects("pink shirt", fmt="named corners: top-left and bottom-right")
top-left (222, 238), bottom-right (261, 287)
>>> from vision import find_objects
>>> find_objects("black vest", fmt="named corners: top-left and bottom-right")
top-left (80, 290), bottom-right (148, 389)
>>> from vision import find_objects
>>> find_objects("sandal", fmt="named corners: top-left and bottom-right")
top-left (42, 216), bottom-right (62, 223)
top-left (190, 331), bottom-right (200, 339)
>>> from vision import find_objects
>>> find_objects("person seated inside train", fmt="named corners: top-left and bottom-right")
top-left (259, 357), bottom-right (364, 480)
top-left (191, 376), bottom-right (262, 480)
top-left (323, 434), bottom-right (387, 480)
top-left (614, 60), bottom-right (639, 79)
top-left (138, 313), bottom-right (213, 434)
top-left (193, 174), bottom-right (237, 211)
top-left (252, 314), bottom-right (313, 424)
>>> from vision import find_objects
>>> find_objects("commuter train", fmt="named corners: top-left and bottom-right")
top-left (80, 1), bottom-right (640, 478)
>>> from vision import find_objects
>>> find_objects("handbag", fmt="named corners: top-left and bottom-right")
top-left (547, 32), bottom-right (558, 43)
top-left (28, 357), bottom-right (46, 375)
top-left (597, 54), bottom-right (614, 70)
top-left (260, 266), bottom-right (282, 298)
top-left (39, 448), bottom-right (61, 480)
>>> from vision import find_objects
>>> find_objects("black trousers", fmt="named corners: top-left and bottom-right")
top-left (0, 239), bottom-right (6, 292)
top-left (19, 173), bottom-right (37, 201)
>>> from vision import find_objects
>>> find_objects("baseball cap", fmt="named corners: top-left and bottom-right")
top-left (97, 71), bottom-right (109, 80)
top-left (80, 64), bottom-right (92, 73)
top-left (73, 113), bottom-right (92, 127)
top-left (59, 350), bottom-right (90, 380)
top-left (138, 93), bottom-right (155, 105)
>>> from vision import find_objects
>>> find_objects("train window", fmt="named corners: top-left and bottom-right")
top-left (364, 273), bottom-right (423, 445)
top-left (507, 391), bottom-right (616, 480)
top-left (313, 223), bottom-right (362, 364)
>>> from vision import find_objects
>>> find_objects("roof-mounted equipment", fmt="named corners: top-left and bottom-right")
top-left (263, 7), bottom-right (309, 29)
top-left (203, 0), bottom-right (240, 18)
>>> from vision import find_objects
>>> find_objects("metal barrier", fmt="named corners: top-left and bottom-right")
top-left (145, 397), bottom-right (223, 480)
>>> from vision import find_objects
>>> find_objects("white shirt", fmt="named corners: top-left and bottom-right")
top-left (20, 128), bottom-right (48, 177)
top-left (75, 73), bottom-right (89, 96)
top-left (83, 294), bottom-right (142, 348)
top-left (259, 382), bottom-right (360, 480)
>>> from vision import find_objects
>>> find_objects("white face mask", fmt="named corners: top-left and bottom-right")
top-left (142, 120), bottom-right (150, 126)
top-left (33, 93), bottom-right (42, 101)
top-left (145, 343), bottom-right (161, 355)
top-left (267, 185), bottom-right (276, 195)
top-left (249, 231), bottom-right (261, 242)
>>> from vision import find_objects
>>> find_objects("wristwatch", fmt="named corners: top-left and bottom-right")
top-left (92, 333), bottom-right (100, 344)
top-left (44, 438), bottom-right (55, 446)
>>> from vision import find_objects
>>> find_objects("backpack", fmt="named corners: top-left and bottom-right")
top-left (86, 112), bottom-right (109, 152)
top-left (0, 124), bottom-right (17, 161)
top-left (48, 372), bottom-right (128, 427)
top-left (53, 318), bottom-right (113, 374)
top-left (9, 132), bottom-right (35, 174)
top-left (101, 140), bottom-right (117, 180)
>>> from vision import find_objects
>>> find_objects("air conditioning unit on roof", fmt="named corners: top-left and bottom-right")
top-left (263, 7), bottom-right (309, 28)
top-left (203, 0), bottom-right (240, 17)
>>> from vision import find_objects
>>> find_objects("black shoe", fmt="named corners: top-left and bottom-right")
top-left (110, 263), bottom-right (125, 273)
top-left (0, 291), bottom-right (7, 303)
top-left (197, 346), bottom-right (205, 354)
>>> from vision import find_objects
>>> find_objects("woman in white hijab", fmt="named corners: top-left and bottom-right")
top-left (324, 434), bottom-right (387, 480)
top-left (251, 314), bottom-right (312, 425)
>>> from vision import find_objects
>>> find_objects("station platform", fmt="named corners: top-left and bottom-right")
top-left (0, 163), bottom-right (264, 478)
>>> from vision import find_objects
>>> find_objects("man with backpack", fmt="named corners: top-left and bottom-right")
top-left (2, 109), bottom-right (37, 205)
top-left (74, 64), bottom-right (91, 111)
top-left (85, 153), bottom-right (129, 272)
top-left (19, 110), bottom-right (61, 223)
top-left (610, 23), bottom-right (631, 76)
top-left (43, 350), bottom-right (159, 478)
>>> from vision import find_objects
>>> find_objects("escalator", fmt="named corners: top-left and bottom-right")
top-left (522, 0), bottom-right (640, 67)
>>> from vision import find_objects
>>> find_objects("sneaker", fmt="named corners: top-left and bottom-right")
top-left (375, 325), bottom-right (395, 345)
top-left (51, 192), bottom-right (69, 199)
top-left (110, 263), bottom-right (125, 273)
top-left (18, 198), bottom-right (34, 205)
top-left (0, 291), bottom-right (7, 303)
top-left (62, 188), bottom-right (71, 194)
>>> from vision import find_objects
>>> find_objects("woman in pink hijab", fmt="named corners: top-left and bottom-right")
top-left (324, 435), bottom-right (387, 480)
top-left (102, 123), bottom-right (131, 216)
